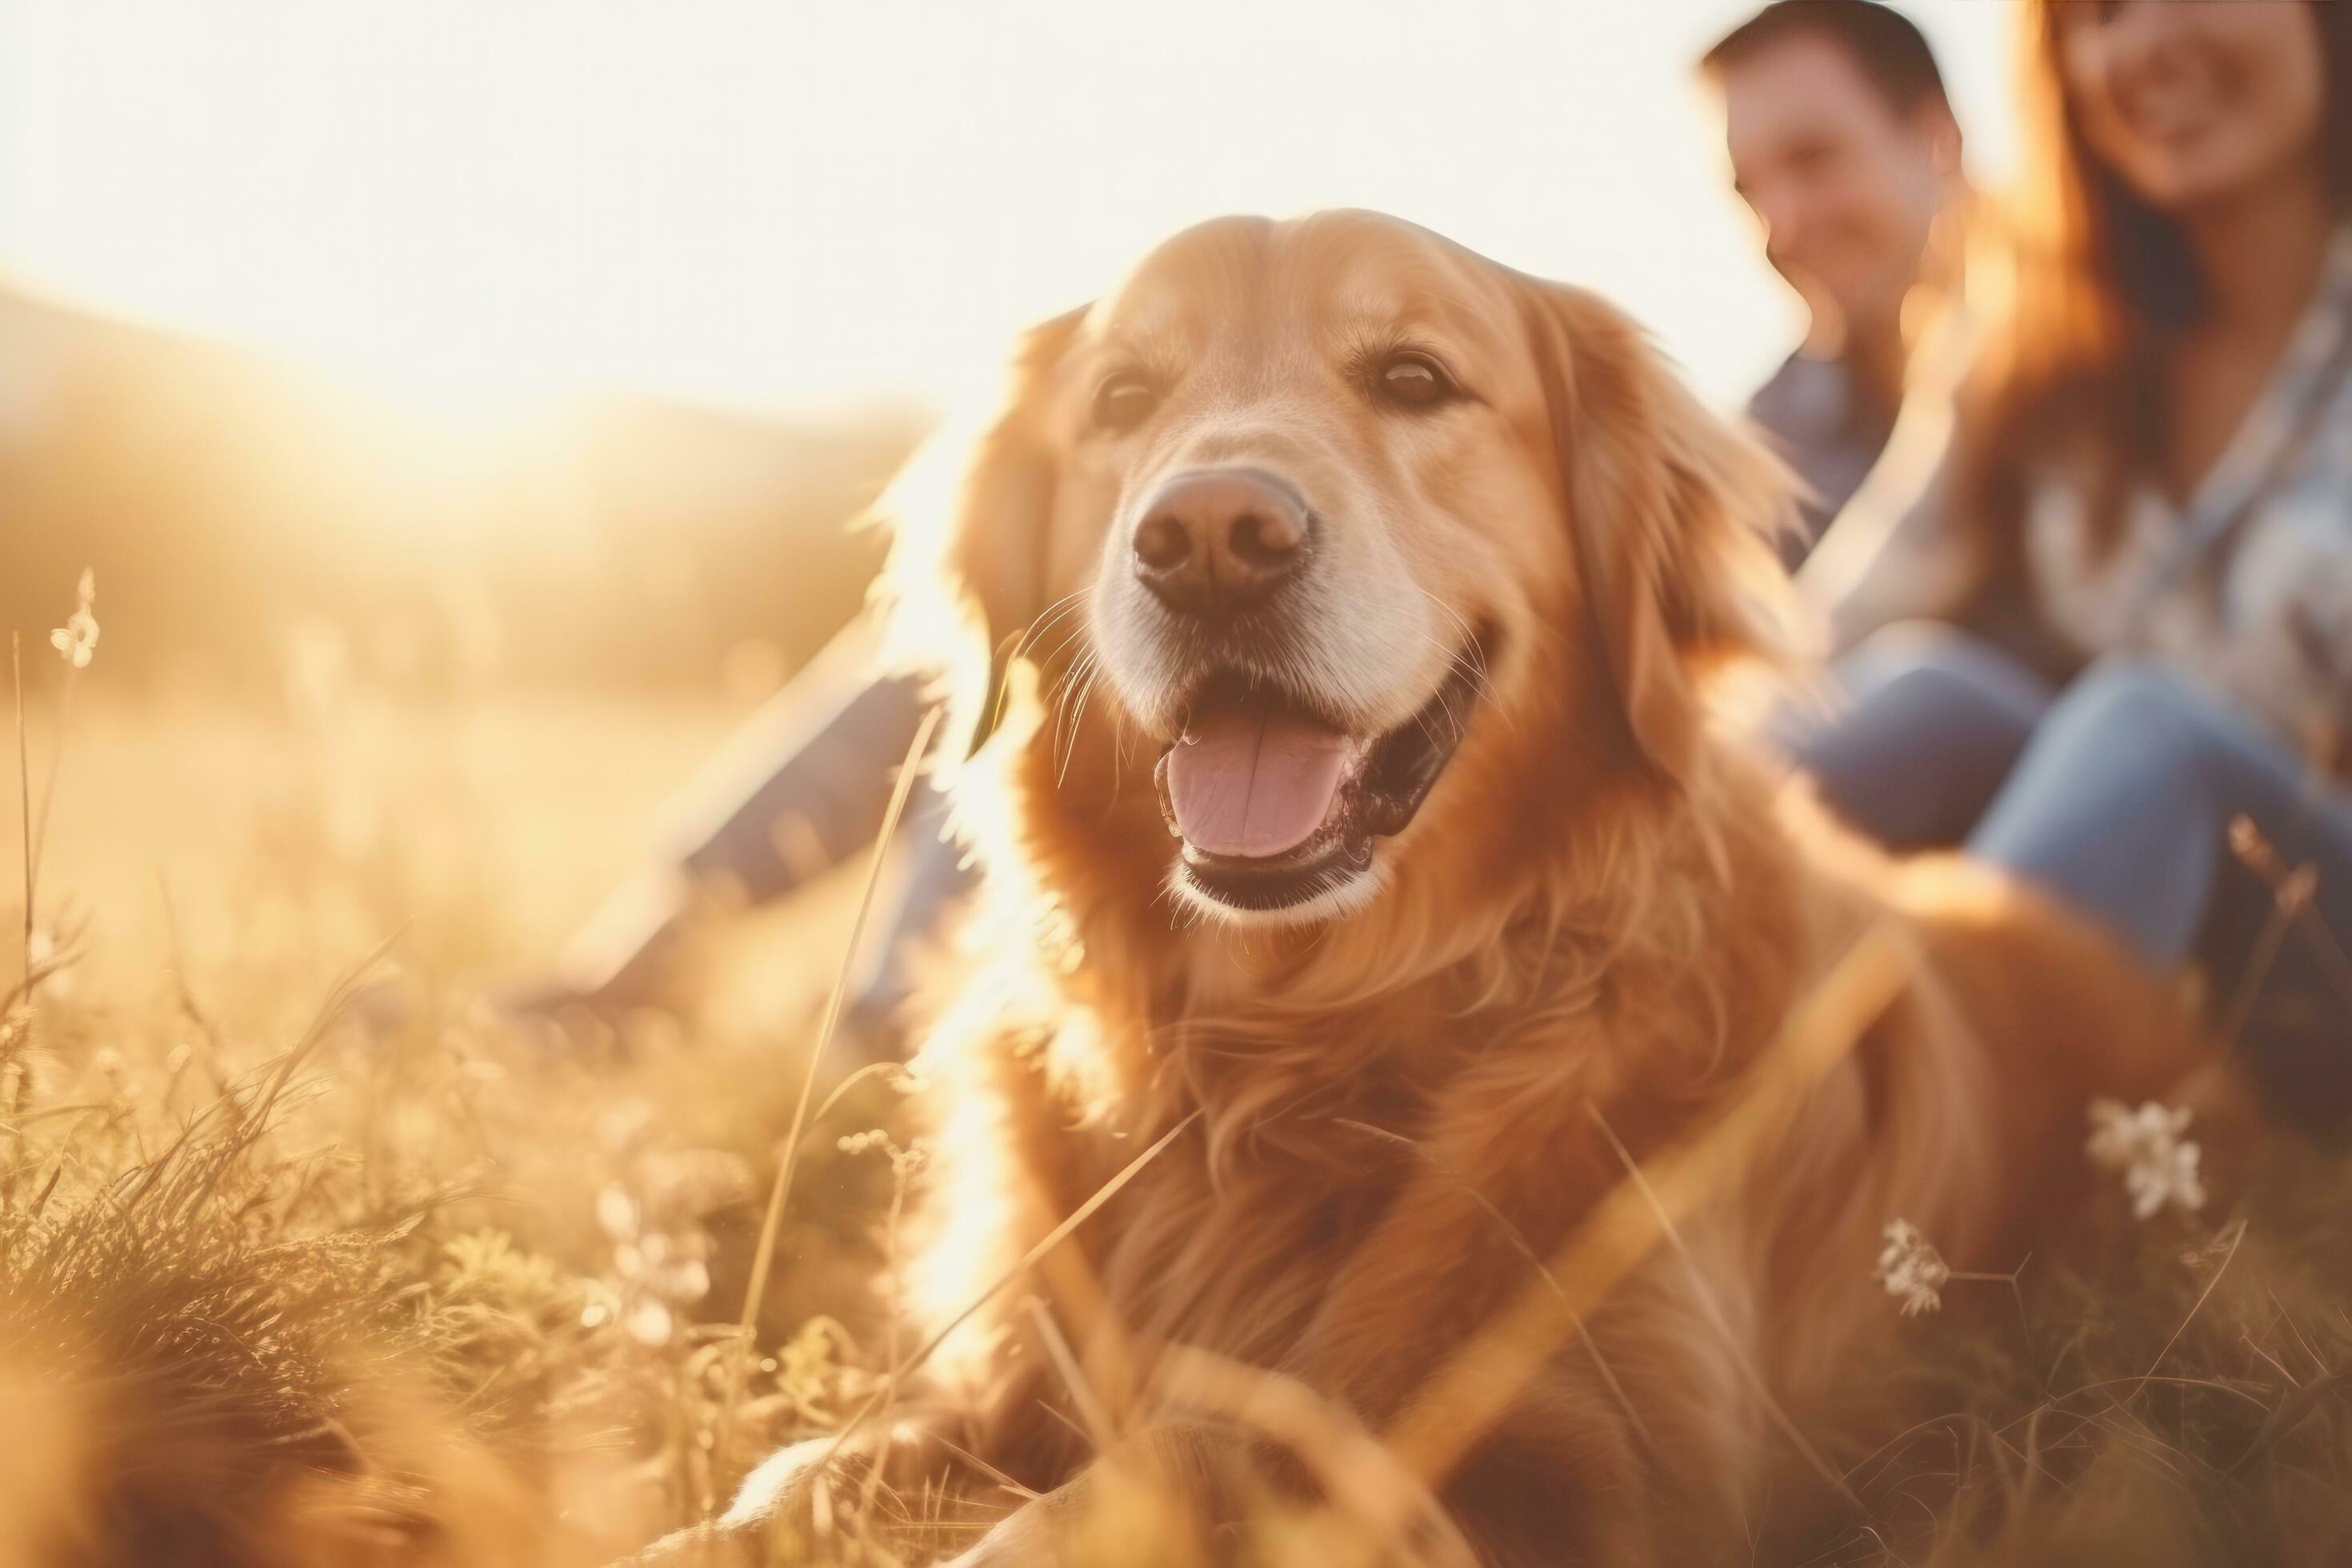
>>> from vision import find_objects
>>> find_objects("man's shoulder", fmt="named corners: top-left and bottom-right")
top-left (1746, 350), bottom-right (1854, 441)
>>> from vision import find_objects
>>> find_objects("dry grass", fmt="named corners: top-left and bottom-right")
top-left (7, 614), bottom-right (2352, 1566)
top-left (4, 659), bottom-right (905, 1566)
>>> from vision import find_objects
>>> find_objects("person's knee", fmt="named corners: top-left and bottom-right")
top-left (1834, 622), bottom-right (2042, 725)
top-left (1770, 624), bottom-right (1964, 759)
top-left (2038, 659), bottom-right (2238, 772)
top-left (1838, 621), bottom-right (1977, 689)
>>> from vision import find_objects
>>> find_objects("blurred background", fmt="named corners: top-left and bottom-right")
top-left (0, 0), bottom-right (2013, 979)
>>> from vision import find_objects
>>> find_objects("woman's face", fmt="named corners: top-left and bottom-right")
top-left (2056, 0), bottom-right (2326, 214)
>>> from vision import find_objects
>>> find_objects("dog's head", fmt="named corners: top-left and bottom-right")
top-left (889, 211), bottom-right (1791, 933)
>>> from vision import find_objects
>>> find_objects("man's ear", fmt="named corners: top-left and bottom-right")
top-left (878, 306), bottom-right (1089, 759)
top-left (1917, 100), bottom-right (1964, 179)
top-left (1514, 277), bottom-right (1797, 784)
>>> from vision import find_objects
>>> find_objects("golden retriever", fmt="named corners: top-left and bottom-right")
top-left (651, 210), bottom-right (2221, 1566)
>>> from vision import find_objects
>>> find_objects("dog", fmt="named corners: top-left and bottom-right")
top-left (653, 210), bottom-right (2222, 1566)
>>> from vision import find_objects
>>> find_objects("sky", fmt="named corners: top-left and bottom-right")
top-left (0, 1), bottom-right (2015, 418)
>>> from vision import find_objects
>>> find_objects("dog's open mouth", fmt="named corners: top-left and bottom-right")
top-left (1151, 652), bottom-right (1482, 915)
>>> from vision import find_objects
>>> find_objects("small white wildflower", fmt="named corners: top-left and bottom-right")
top-left (658, 1255), bottom-right (710, 1304)
top-left (49, 570), bottom-right (98, 670)
top-left (624, 1297), bottom-right (674, 1347)
top-left (594, 1185), bottom-right (641, 1242)
top-left (1874, 1218), bottom-right (1950, 1318)
top-left (838, 1128), bottom-right (930, 1179)
top-left (578, 1281), bottom-right (618, 1330)
top-left (2086, 1098), bottom-right (2208, 1220)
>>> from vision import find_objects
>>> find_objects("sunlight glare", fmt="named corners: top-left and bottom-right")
top-left (0, 0), bottom-right (2013, 414)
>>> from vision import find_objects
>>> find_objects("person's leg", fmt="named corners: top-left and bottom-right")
top-left (1770, 623), bottom-right (2057, 850)
top-left (1966, 661), bottom-right (2352, 1122)
top-left (673, 655), bottom-right (931, 906)
top-left (546, 615), bottom-right (948, 1050)
top-left (1968, 661), bottom-right (2352, 964)
top-left (842, 778), bottom-right (976, 1039)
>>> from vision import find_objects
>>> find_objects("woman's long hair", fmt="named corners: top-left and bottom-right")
top-left (1954, 0), bottom-right (2352, 599)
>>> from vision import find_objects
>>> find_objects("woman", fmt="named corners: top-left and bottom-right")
top-left (1790, 0), bottom-right (2352, 1123)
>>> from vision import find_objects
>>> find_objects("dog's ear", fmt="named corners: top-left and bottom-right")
top-left (879, 306), bottom-right (1089, 759)
top-left (1514, 278), bottom-right (1797, 784)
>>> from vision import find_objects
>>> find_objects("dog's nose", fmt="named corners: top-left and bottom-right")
top-left (1131, 469), bottom-right (1310, 618)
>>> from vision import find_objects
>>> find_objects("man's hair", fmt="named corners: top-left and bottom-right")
top-left (1700, 0), bottom-right (1949, 117)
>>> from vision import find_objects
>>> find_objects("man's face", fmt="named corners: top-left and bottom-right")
top-left (1720, 32), bottom-right (1953, 341)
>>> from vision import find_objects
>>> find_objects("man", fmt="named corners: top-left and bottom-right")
top-left (542, 2), bottom-right (1974, 1049)
top-left (1702, 0), bottom-right (1966, 560)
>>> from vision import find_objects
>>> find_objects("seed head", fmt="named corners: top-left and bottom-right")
top-left (1874, 1218), bottom-right (1950, 1318)
top-left (2086, 1098), bottom-right (2207, 1220)
top-left (50, 570), bottom-right (99, 670)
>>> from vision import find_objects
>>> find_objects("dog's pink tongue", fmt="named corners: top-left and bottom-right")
top-left (1166, 707), bottom-right (1350, 859)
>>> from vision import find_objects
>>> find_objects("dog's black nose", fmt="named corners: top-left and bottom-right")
top-left (1132, 469), bottom-right (1310, 618)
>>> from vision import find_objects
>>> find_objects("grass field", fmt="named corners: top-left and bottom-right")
top-left (3, 680), bottom-right (916, 1566)
top-left (9, 666), bottom-right (2352, 1566)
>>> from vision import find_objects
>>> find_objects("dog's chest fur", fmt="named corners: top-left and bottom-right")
top-left (1086, 1111), bottom-right (1410, 1369)
top-left (1044, 994), bottom-right (1527, 1374)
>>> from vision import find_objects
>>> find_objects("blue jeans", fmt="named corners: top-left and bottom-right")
top-left (562, 634), bottom-right (970, 1043)
top-left (1779, 626), bottom-right (2352, 1126)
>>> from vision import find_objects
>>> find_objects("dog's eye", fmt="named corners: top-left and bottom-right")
top-left (1379, 352), bottom-right (1457, 409)
top-left (1091, 372), bottom-right (1159, 433)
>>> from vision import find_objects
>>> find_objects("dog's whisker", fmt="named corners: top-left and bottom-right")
top-left (1014, 588), bottom-right (1094, 666)
top-left (1034, 606), bottom-right (1096, 662)
top-left (980, 588), bottom-right (1094, 741)
top-left (1048, 645), bottom-right (1093, 713)
top-left (1053, 654), bottom-right (1105, 789)
top-left (1013, 598), bottom-right (1098, 729)
top-left (1050, 677), bottom-right (1084, 782)
top-left (1053, 674), bottom-right (1088, 787)
top-left (1031, 621), bottom-right (1096, 684)
top-left (1409, 589), bottom-right (1505, 743)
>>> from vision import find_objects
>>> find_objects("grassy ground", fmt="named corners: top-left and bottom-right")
top-left (7, 677), bottom-right (2352, 1567)
top-left (3, 685), bottom-right (912, 1566)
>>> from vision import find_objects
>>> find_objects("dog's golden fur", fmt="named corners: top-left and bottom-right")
top-left (717, 212), bottom-right (2218, 1566)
